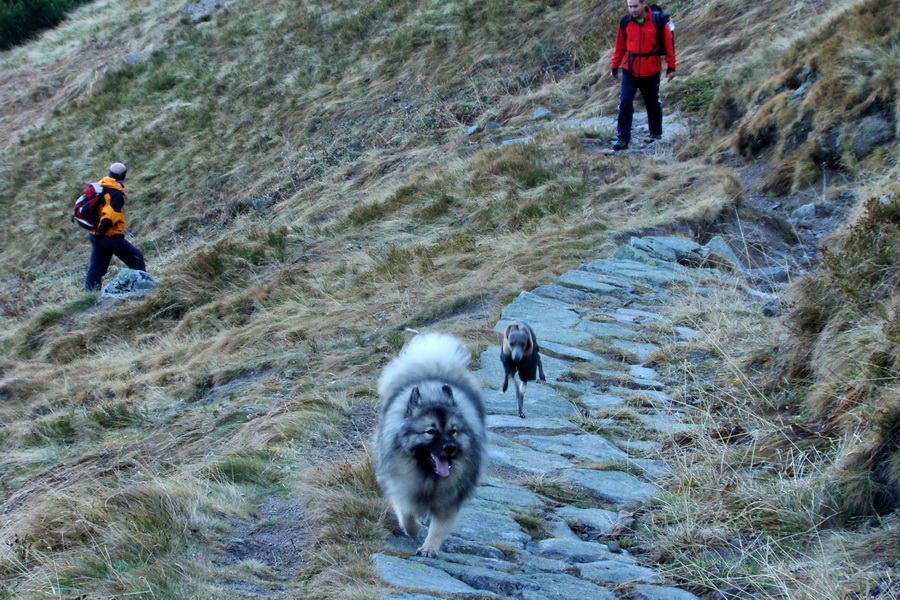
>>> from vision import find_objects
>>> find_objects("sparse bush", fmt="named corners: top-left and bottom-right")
top-left (25, 413), bottom-right (79, 446)
top-left (0, 0), bottom-right (93, 50)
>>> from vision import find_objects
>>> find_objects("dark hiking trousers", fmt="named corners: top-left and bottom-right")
top-left (616, 70), bottom-right (663, 143)
top-left (84, 234), bottom-right (146, 291)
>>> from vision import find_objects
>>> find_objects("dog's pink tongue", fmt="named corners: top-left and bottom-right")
top-left (432, 455), bottom-right (451, 477)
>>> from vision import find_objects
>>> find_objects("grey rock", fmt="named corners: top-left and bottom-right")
top-left (515, 552), bottom-right (573, 574)
top-left (373, 553), bottom-right (477, 594)
top-left (560, 469), bottom-right (658, 504)
top-left (455, 501), bottom-right (532, 547)
top-left (554, 506), bottom-right (618, 532)
top-left (750, 266), bottom-right (790, 284)
top-left (581, 258), bottom-right (694, 286)
top-left (614, 308), bottom-right (671, 324)
top-left (463, 125), bottom-right (483, 137)
top-left (612, 245), bottom-right (672, 267)
top-left (790, 203), bottom-right (817, 220)
top-left (616, 440), bottom-right (658, 453)
top-left (704, 236), bottom-right (746, 274)
top-left (629, 377), bottom-right (665, 390)
top-left (477, 482), bottom-right (544, 509)
top-left (100, 269), bottom-right (158, 298)
top-left (383, 594), bottom-right (444, 600)
top-left (579, 394), bottom-right (626, 411)
top-left (629, 365), bottom-right (658, 379)
top-left (852, 116), bottom-right (895, 159)
top-left (580, 559), bottom-right (659, 584)
top-left (559, 270), bottom-right (625, 294)
top-left (487, 414), bottom-right (572, 431)
top-left (487, 434), bottom-right (573, 474)
top-left (530, 538), bottom-right (634, 564)
top-left (577, 320), bottom-right (638, 338)
top-left (530, 108), bottom-right (554, 121)
top-left (413, 556), bottom-right (536, 596)
top-left (521, 572), bottom-right (617, 600)
top-left (485, 121), bottom-right (502, 130)
top-left (532, 283), bottom-right (590, 304)
top-left (540, 340), bottom-right (606, 364)
top-left (609, 339), bottom-right (660, 363)
top-left (545, 514), bottom-right (581, 539)
top-left (481, 386), bottom-right (578, 419)
top-left (632, 584), bottom-right (702, 600)
top-left (516, 433), bottom-right (627, 462)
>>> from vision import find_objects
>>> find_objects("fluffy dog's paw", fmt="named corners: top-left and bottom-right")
top-left (415, 546), bottom-right (439, 558)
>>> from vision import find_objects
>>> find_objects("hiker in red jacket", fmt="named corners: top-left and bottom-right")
top-left (610, 0), bottom-right (677, 151)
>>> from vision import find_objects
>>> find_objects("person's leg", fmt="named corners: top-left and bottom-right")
top-left (639, 72), bottom-right (663, 138)
top-left (616, 70), bottom-right (640, 144)
top-left (109, 236), bottom-right (146, 272)
top-left (84, 235), bottom-right (113, 291)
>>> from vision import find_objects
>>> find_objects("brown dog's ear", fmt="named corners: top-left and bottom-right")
top-left (501, 325), bottom-right (513, 355)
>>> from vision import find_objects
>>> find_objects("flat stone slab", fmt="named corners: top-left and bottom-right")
top-left (515, 433), bottom-right (627, 462)
top-left (384, 594), bottom-right (444, 600)
top-left (386, 535), bottom-right (507, 560)
top-left (581, 258), bottom-right (693, 286)
top-left (609, 339), bottom-right (660, 363)
top-left (455, 501), bottom-right (532, 547)
top-left (487, 414), bottom-right (572, 431)
top-left (629, 365), bottom-right (659, 379)
top-left (633, 584), bottom-right (702, 600)
top-left (540, 340), bottom-right (607, 364)
top-left (481, 387), bottom-right (578, 418)
top-left (554, 506), bottom-right (618, 532)
top-left (560, 469), bottom-right (659, 504)
top-left (520, 572), bottom-right (617, 600)
top-left (559, 270), bottom-right (624, 294)
top-left (616, 440), bottom-right (658, 454)
top-left (529, 538), bottom-right (635, 564)
top-left (576, 320), bottom-right (638, 338)
top-left (477, 482), bottom-right (545, 508)
top-left (579, 394), bottom-right (626, 411)
top-left (581, 559), bottom-right (659, 584)
top-left (531, 283), bottom-right (591, 304)
top-left (373, 553), bottom-right (477, 595)
top-left (488, 434), bottom-right (573, 474)
top-left (615, 308), bottom-right (672, 324)
top-left (413, 556), bottom-right (536, 597)
top-left (674, 326), bottom-right (702, 339)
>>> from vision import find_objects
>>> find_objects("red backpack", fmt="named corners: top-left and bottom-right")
top-left (72, 182), bottom-right (104, 230)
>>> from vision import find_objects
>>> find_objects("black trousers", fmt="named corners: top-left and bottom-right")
top-left (84, 234), bottom-right (146, 291)
top-left (617, 70), bottom-right (663, 143)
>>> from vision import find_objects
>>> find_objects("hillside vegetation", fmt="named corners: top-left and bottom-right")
top-left (0, 0), bottom-right (897, 598)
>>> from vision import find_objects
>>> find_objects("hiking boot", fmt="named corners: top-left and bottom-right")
top-left (612, 139), bottom-right (629, 151)
top-left (650, 133), bottom-right (663, 141)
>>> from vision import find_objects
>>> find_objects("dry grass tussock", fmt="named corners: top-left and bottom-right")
top-left (0, 0), bottom-right (894, 596)
top-left (642, 169), bottom-right (900, 599)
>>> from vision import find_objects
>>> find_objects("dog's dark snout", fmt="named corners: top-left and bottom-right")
top-left (511, 347), bottom-right (524, 361)
top-left (443, 441), bottom-right (458, 457)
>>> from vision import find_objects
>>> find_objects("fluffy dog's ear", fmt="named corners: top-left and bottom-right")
top-left (441, 384), bottom-right (456, 404)
top-left (406, 387), bottom-right (421, 416)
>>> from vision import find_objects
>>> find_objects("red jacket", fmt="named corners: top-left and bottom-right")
top-left (610, 6), bottom-right (676, 77)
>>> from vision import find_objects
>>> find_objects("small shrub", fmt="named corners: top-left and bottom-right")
top-left (209, 450), bottom-right (280, 486)
top-left (89, 402), bottom-right (145, 429)
top-left (26, 414), bottom-right (78, 446)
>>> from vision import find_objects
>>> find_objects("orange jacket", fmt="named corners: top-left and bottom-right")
top-left (610, 6), bottom-right (676, 78)
top-left (93, 176), bottom-right (127, 236)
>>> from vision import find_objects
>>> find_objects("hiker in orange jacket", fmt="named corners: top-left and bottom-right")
top-left (84, 162), bottom-right (146, 291)
top-left (610, 0), bottom-right (677, 151)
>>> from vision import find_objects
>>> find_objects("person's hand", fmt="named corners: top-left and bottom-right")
top-left (611, 69), bottom-right (619, 82)
top-left (666, 71), bottom-right (676, 82)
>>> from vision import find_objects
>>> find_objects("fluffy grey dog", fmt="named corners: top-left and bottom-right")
top-left (374, 333), bottom-right (486, 557)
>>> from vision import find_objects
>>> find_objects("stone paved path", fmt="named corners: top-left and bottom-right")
top-left (374, 234), bottom-right (760, 600)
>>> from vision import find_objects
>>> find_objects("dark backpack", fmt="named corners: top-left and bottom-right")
top-left (620, 4), bottom-right (672, 57)
top-left (72, 182), bottom-right (104, 230)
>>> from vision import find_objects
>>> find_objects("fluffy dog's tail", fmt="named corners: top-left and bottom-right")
top-left (378, 333), bottom-right (475, 400)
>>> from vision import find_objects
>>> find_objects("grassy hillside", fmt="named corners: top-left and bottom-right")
top-left (0, 0), bottom-right (897, 598)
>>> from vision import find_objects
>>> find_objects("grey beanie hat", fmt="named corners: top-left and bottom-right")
top-left (109, 162), bottom-right (128, 179)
